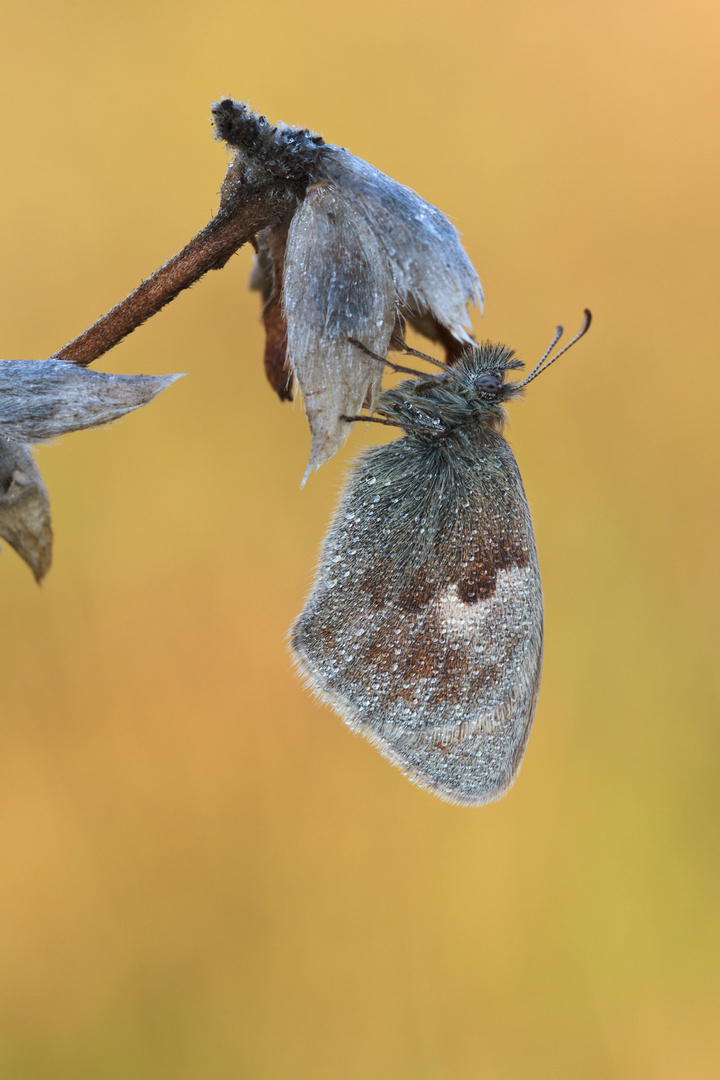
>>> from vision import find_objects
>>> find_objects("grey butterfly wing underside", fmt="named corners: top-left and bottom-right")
top-left (291, 432), bottom-right (543, 806)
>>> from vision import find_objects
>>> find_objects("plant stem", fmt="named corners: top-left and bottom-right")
top-left (54, 185), bottom-right (294, 368)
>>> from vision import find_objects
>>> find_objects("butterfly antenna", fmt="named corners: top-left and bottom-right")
top-left (349, 338), bottom-right (446, 380)
top-left (518, 309), bottom-right (592, 388)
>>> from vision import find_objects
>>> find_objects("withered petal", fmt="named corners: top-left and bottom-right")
top-left (283, 183), bottom-right (396, 475)
top-left (318, 148), bottom-right (482, 338)
top-left (0, 438), bottom-right (52, 582)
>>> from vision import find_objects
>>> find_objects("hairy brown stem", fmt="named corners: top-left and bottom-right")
top-left (54, 185), bottom-right (296, 368)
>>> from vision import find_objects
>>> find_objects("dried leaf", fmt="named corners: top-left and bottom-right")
top-left (0, 438), bottom-right (52, 582)
top-left (0, 360), bottom-right (183, 443)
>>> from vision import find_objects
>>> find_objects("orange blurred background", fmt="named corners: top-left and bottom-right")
top-left (0, 0), bottom-right (718, 1076)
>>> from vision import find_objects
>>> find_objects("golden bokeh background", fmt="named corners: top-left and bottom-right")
top-left (0, 0), bottom-right (718, 1076)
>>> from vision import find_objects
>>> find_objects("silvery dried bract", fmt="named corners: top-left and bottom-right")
top-left (0, 437), bottom-right (52, 582)
top-left (0, 360), bottom-right (181, 443)
top-left (0, 359), bottom-right (182, 579)
top-left (283, 185), bottom-right (396, 474)
top-left (214, 99), bottom-right (482, 473)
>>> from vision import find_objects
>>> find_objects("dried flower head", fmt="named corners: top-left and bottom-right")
top-left (213, 100), bottom-right (482, 475)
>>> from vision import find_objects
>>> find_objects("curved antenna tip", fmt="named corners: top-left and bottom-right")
top-left (519, 308), bottom-right (593, 388)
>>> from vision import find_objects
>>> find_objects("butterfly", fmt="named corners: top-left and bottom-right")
top-left (290, 312), bottom-right (591, 805)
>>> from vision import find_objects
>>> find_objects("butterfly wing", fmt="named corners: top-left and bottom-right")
top-left (291, 431), bottom-right (543, 806)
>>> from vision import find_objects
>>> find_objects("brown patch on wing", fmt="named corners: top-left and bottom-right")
top-left (347, 600), bottom-right (506, 689)
top-left (396, 568), bottom-right (438, 610)
top-left (456, 532), bottom-right (530, 603)
top-left (456, 566), bottom-right (496, 603)
top-left (358, 527), bottom-right (531, 611)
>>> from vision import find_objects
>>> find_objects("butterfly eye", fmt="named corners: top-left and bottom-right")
top-left (474, 372), bottom-right (503, 396)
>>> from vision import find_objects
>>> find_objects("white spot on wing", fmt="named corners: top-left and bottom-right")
top-left (435, 565), bottom-right (538, 639)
